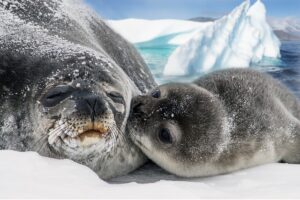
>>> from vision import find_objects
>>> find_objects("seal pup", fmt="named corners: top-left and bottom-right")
top-left (129, 68), bottom-right (300, 178)
top-left (0, 0), bottom-right (156, 179)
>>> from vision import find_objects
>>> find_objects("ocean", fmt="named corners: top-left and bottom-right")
top-left (136, 40), bottom-right (300, 98)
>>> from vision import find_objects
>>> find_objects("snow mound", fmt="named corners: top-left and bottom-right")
top-left (164, 0), bottom-right (281, 76)
top-left (1, 150), bottom-right (300, 198)
top-left (0, 150), bottom-right (107, 198)
top-left (108, 18), bottom-right (211, 44)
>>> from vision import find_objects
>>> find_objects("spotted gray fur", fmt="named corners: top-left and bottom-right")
top-left (0, 0), bottom-right (156, 180)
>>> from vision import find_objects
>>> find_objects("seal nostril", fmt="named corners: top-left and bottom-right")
top-left (94, 98), bottom-right (107, 115)
top-left (83, 96), bottom-right (107, 121)
top-left (85, 99), bottom-right (94, 113)
top-left (132, 102), bottom-right (144, 115)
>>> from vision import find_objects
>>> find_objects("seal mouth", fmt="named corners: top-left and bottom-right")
top-left (77, 122), bottom-right (109, 138)
top-left (48, 122), bottom-right (111, 148)
top-left (75, 127), bottom-right (109, 147)
top-left (71, 123), bottom-right (110, 147)
top-left (77, 129), bottom-right (106, 139)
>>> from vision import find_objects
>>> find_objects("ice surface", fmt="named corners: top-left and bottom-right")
top-left (108, 18), bottom-right (211, 44)
top-left (1, 150), bottom-right (300, 198)
top-left (164, 0), bottom-right (281, 75)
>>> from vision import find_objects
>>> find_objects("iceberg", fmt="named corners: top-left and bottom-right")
top-left (108, 18), bottom-right (211, 44)
top-left (164, 0), bottom-right (281, 76)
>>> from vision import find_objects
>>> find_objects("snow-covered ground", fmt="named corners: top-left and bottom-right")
top-left (109, 0), bottom-right (282, 76)
top-left (1, 150), bottom-right (300, 198)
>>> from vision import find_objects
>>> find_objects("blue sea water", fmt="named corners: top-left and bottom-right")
top-left (136, 39), bottom-right (300, 98)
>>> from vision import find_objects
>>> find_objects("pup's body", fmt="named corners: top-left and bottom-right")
top-left (129, 69), bottom-right (300, 177)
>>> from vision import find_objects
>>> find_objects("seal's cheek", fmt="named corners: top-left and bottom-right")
top-left (29, 105), bottom-right (58, 148)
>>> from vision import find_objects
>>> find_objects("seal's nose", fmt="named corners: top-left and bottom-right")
top-left (77, 95), bottom-right (107, 121)
top-left (132, 102), bottom-right (144, 115)
top-left (131, 96), bottom-right (147, 116)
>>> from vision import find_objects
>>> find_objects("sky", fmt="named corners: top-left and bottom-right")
top-left (85, 0), bottom-right (300, 20)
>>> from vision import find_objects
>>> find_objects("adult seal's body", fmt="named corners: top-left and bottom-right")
top-left (129, 69), bottom-right (300, 178)
top-left (0, 0), bottom-right (156, 179)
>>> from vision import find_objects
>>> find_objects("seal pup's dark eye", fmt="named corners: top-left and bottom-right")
top-left (108, 91), bottom-right (124, 104)
top-left (151, 89), bottom-right (161, 98)
top-left (42, 85), bottom-right (74, 107)
top-left (158, 128), bottom-right (173, 144)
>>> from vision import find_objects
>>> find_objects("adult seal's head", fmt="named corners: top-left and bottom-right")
top-left (0, 0), bottom-right (156, 179)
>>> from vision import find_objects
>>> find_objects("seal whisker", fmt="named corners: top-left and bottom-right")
top-left (47, 123), bottom-right (70, 145)
top-left (31, 133), bottom-right (49, 151)
top-left (114, 126), bottom-right (132, 148)
top-left (36, 136), bottom-right (50, 155)
top-left (32, 123), bottom-right (65, 150)
top-left (114, 126), bottom-right (126, 143)
top-left (110, 127), bottom-right (118, 150)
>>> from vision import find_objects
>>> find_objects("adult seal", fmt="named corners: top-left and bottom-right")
top-left (0, 0), bottom-right (156, 179)
top-left (129, 69), bottom-right (300, 177)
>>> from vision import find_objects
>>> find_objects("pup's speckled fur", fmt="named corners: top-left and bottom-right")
top-left (129, 69), bottom-right (300, 178)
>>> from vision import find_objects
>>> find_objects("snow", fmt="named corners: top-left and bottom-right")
top-left (1, 150), bottom-right (300, 198)
top-left (164, 0), bottom-right (281, 75)
top-left (108, 18), bottom-right (211, 44)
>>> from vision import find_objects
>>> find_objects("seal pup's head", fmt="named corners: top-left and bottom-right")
top-left (129, 83), bottom-right (230, 177)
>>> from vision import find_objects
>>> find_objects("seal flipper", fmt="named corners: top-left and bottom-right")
top-left (281, 120), bottom-right (300, 163)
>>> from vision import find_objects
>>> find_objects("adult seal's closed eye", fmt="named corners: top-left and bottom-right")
top-left (0, 0), bottom-right (156, 179)
top-left (129, 68), bottom-right (300, 178)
